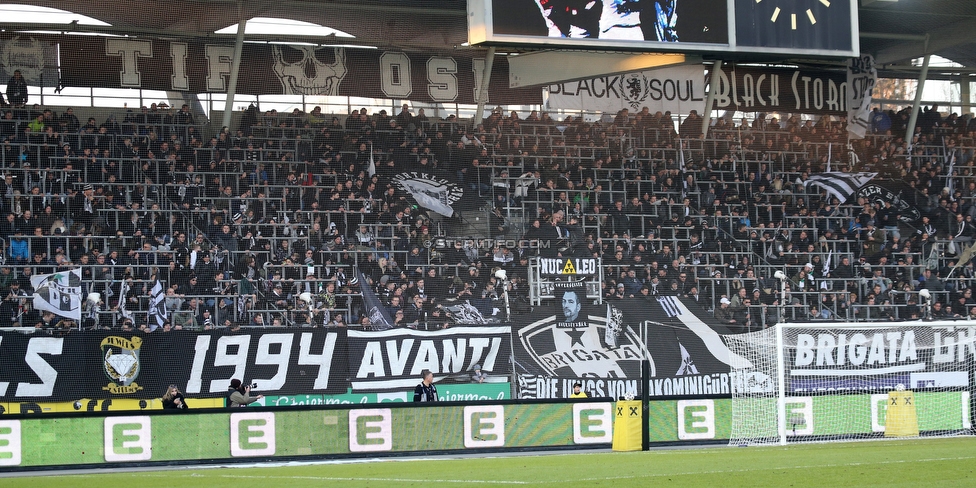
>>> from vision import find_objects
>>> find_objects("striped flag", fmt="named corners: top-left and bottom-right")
top-left (118, 278), bottom-right (134, 321)
top-left (657, 296), bottom-right (682, 318)
top-left (946, 148), bottom-right (957, 194)
top-left (147, 280), bottom-right (167, 331)
top-left (803, 172), bottom-right (877, 204)
top-left (826, 143), bottom-right (831, 172)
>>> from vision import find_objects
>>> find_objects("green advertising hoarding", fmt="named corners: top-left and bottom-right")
top-left (0, 392), bottom-right (967, 468)
top-left (649, 392), bottom-right (969, 442)
top-left (255, 383), bottom-right (512, 407)
top-left (0, 401), bottom-right (613, 468)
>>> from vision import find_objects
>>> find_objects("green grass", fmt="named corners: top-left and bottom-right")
top-left (4, 437), bottom-right (976, 487)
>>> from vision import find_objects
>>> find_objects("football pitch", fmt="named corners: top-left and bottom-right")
top-left (4, 436), bottom-right (975, 487)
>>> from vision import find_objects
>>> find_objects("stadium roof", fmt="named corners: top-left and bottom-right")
top-left (4, 0), bottom-right (976, 77)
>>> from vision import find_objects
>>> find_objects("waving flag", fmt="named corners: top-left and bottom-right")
top-left (147, 280), bottom-right (167, 331)
top-left (360, 273), bottom-right (394, 329)
top-left (804, 172), bottom-right (877, 203)
top-left (31, 269), bottom-right (82, 321)
top-left (118, 279), bottom-right (134, 321)
top-left (393, 172), bottom-right (464, 218)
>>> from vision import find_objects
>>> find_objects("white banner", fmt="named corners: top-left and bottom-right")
top-left (546, 66), bottom-right (706, 114)
top-left (30, 269), bottom-right (82, 321)
top-left (847, 55), bottom-right (877, 139)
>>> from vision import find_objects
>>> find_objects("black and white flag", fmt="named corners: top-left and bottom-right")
top-left (392, 172), bottom-right (463, 218)
top-left (147, 280), bottom-right (167, 331)
top-left (31, 269), bottom-right (82, 321)
top-left (118, 279), bottom-right (133, 321)
top-left (442, 300), bottom-right (488, 324)
top-left (804, 172), bottom-right (877, 203)
top-left (360, 272), bottom-right (394, 329)
top-left (847, 55), bottom-right (877, 139)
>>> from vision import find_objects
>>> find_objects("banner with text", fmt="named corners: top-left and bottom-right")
top-left (783, 325), bottom-right (973, 393)
top-left (56, 36), bottom-right (540, 104)
top-left (0, 329), bottom-right (349, 401)
top-left (346, 326), bottom-right (512, 391)
top-left (710, 65), bottom-right (848, 115)
top-left (847, 55), bottom-right (877, 139)
top-left (538, 257), bottom-right (600, 276)
top-left (515, 296), bottom-right (748, 399)
top-left (546, 66), bottom-right (706, 114)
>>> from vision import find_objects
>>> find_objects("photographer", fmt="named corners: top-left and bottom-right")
top-left (162, 384), bottom-right (189, 410)
top-left (227, 378), bottom-right (263, 408)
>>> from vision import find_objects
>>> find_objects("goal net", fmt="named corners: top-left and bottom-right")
top-left (727, 321), bottom-right (974, 446)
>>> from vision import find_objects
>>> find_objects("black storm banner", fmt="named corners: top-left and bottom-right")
top-left (56, 36), bottom-right (541, 105)
top-left (710, 65), bottom-right (849, 115)
top-left (0, 329), bottom-right (349, 401)
top-left (514, 296), bottom-right (751, 399)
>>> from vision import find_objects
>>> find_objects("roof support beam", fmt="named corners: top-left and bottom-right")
top-left (905, 37), bottom-right (930, 147)
top-left (701, 60), bottom-right (722, 139)
top-left (221, 2), bottom-right (247, 132)
top-left (873, 21), bottom-right (976, 65)
top-left (475, 47), bottom-right (496, 126)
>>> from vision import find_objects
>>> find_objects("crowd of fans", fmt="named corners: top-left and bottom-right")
top-left (1, 95), bottom-right (975, 333)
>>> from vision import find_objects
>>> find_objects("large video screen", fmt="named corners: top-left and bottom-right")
top-left (469, 0), bottom-right (857, 57)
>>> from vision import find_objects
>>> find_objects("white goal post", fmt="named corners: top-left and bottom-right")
top-left (727, 321), bottom-right (975, 446)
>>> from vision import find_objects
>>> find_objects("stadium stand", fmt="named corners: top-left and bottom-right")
top-left (1, 98), bottom-right (973, 334)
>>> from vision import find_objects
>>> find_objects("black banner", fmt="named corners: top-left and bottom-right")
top-left (0, 329), bottom-right (348, 401)
top-left (346, 326), bottom-right (512, 391)
top-left (56, 36), bottom-right (541, 104)
top-left (855, 180), bottom-right (923, 224)
top-left (539, 258), bottom-right (599, 277)
top-left (784, 326), bottom-right (972, 392)
top-left (711, 65), bottom-right (848, 115)
top-left (514, 296), bottom-right (744, 399)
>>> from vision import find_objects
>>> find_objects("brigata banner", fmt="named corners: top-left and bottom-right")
top-left (347, 327), bottom-right (512, 391)
top-left (0, 329), bottom-right (349, 401)
top-left (709, 64), bottom-right (848, 115)
top-left (515, 296), bottom-right (749, 399)
top-left (546, 65), bottom-right (706, 114)
top-left (784, 325), bottom-right (974, 392)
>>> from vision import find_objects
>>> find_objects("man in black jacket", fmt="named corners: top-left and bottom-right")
top-left (413, 369), bottom-right (438, 402)
top-left (6, 70), bottom-right (26, 106)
